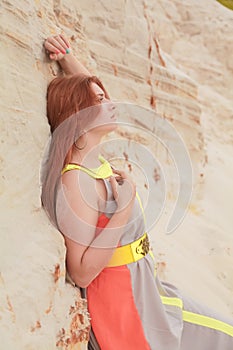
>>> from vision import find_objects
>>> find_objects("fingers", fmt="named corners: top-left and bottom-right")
top-left (109, 170), bottom-right (136, 212)
top-left (45, 37), bottom-right (66, 54)
top-left (49, 52), bottom-right (64, 61)
top-left (112, 169), bottom-right (134, 185)
top-left (44, 34), bottom-right (70, 59)
top-left (60, 34), bottom-right (70, 48)
top-left (109, 176), bottom-right (118, 201)
top-left (112, 169), bottom-right (127, 186)
top-left (112, 169), bottom-right (127, 179)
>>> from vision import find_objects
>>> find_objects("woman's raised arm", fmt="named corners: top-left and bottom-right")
top-left (44, 34), bottom-right (91, 76)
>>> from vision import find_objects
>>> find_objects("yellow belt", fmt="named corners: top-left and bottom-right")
top-left (107, 233), bottom-right (151, 267)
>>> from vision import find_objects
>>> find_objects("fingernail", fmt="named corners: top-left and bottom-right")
top-left (65, 48), bottom-right (70, 54)
top-left (61, 49), bottom-right (66, 54)
top-left (55, 50), bottom-right (60, 54)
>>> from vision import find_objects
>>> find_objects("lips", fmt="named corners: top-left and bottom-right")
top-left (111, 110), bottom-right (119, 119)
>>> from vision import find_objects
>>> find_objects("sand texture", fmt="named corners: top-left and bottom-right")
top-left (0, 0), bottom-right (232, 349)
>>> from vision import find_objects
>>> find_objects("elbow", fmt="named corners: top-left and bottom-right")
top-left (67, 261), bottom-right (101, 288)
top-left (75, 278), bottom-right (93, 289)
top-left (69, 271), bottom-right (93, 289)
top-left (78, 280), bottom-right (91, 289)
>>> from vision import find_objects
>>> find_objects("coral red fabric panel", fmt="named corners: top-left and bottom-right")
top-left (87, 266), bottom-right (150, 350)
top-left (96, 213), bottom-right (110, 229)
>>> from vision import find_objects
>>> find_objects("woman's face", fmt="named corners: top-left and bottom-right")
top-left (87, 83), bottom-right (117, 135)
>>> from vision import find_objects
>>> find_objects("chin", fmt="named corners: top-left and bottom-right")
top-left (100, 121), bottom-right (118, 135)
top-left (107, 121), bottom-right (118, 132)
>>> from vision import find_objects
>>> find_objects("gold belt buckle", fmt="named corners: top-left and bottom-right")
top-left (132, 234), bottom-right (150, 261)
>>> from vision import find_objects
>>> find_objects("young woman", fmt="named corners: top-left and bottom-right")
top-left (42, 34), bottom-right (233, 350)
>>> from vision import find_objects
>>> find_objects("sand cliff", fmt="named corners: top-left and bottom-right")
top-left (0, 0), bottom-right (232, 349)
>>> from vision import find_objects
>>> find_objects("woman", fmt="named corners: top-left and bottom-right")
top-left (42, 34), bottom-right (233, 350)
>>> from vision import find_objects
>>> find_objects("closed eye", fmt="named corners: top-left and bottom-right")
top-left (96, 93), bottom-right (105, 102)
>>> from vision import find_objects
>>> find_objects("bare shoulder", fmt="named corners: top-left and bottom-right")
top-left (57, 170), bottom-right (99, 237)
top-left (62, 169), bottom-right (97, 196)
top-left (62, 169), bottom-right (107, 204)
top-left (61, 169), bottom-right (99, 217)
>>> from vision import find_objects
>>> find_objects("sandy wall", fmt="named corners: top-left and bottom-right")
top-left (0, 0), bottom-right (232, 349)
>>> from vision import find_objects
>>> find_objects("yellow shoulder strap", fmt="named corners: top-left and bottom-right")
top-left (61, 155), bottom-right (113, 179)
top-left (61, 163), bottom-right (81, 174)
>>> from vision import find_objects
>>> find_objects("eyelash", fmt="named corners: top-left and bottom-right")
top-left (96, 96), bottom-right (105, 103)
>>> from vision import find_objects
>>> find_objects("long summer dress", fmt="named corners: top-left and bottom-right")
top-left (59, 158), bottom-right (233, 350)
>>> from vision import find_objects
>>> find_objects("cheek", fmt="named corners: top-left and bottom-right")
top-left (97, 105), bottom-right (111, 122)
top-left (88, 104), bottom-right (114, 130)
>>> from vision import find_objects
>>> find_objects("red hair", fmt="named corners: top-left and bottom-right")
top-left (47, 74), bottom-right (110, 132)
top-left (42, 74), bottom-right (110, 227)
top-left (47, 74), bottom-right (109, 165)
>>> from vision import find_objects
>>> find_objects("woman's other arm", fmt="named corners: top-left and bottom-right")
top-left (59, 170), bottom-right (136, 288)
top-left (44, 34), bottom-right (91, 76)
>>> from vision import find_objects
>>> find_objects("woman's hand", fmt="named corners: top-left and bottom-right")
top-left (110, 169), bottom-right (136, 212)
top-left (44, 34), bottom-right (70, 61)
top-left (44, 34), bottom-right (91, 76)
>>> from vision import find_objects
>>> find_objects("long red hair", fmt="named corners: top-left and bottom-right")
top-left (47, 74), bottom-right (109, 165)
top-left (41, 74), bottom-right (109, 227)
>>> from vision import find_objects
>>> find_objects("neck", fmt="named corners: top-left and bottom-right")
top-left (71, 132), bottom-right (104, 167)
